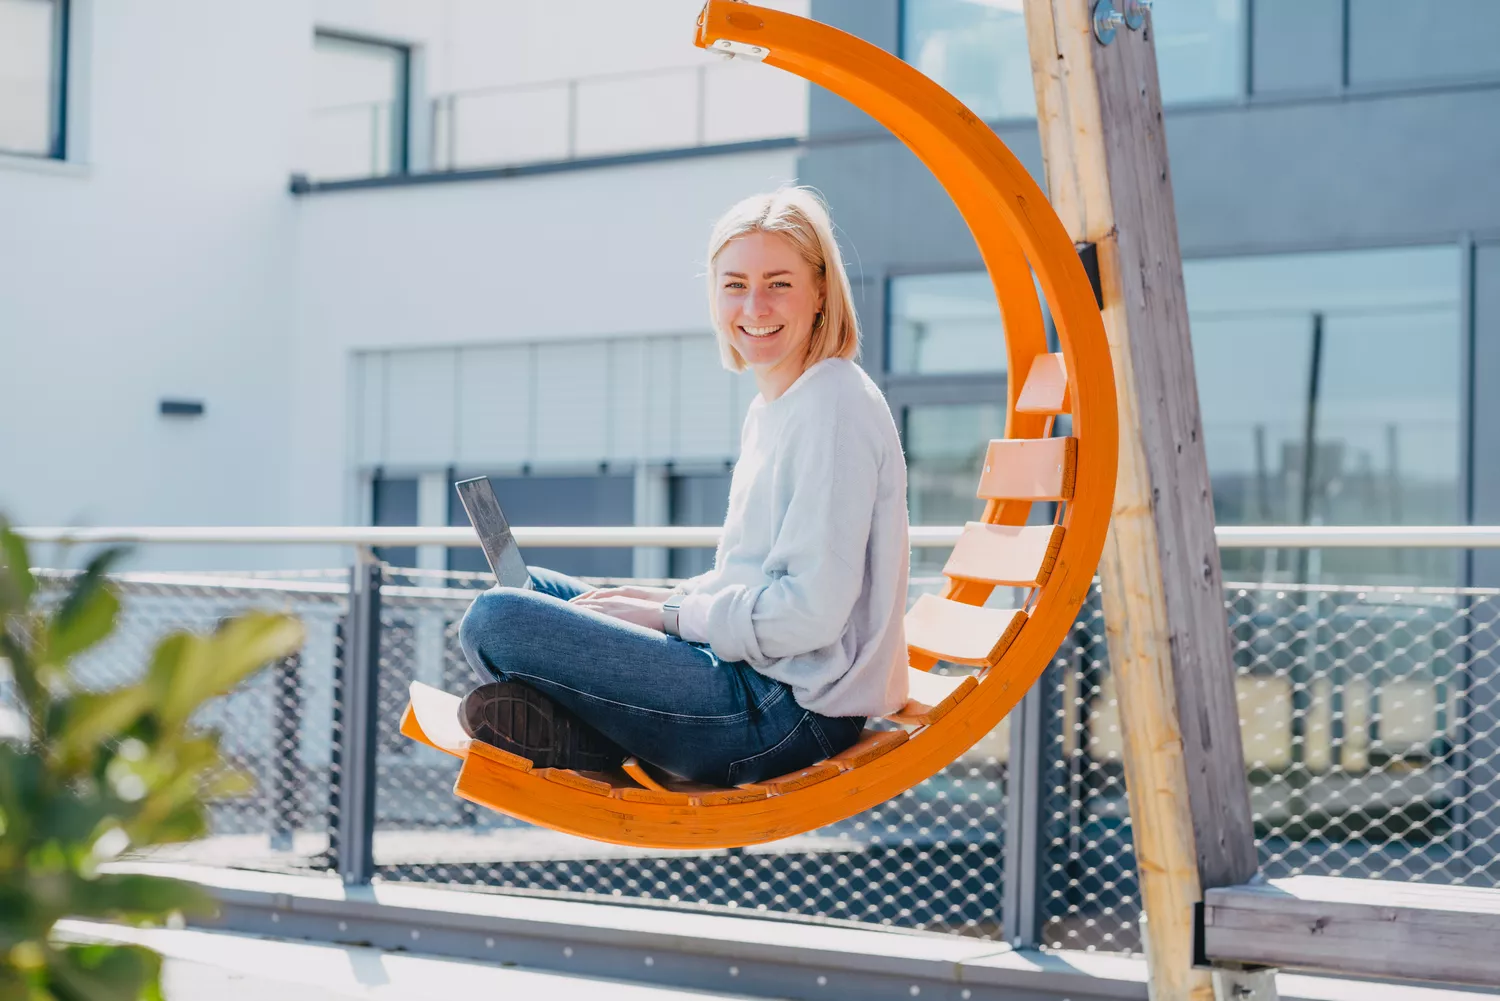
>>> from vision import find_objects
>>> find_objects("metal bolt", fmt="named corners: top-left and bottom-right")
top-left (1122, 0), bottom-right (1152, 30)
top-left (1093, 0), bottom-right (1124, 44)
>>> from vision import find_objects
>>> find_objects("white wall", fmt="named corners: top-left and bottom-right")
top-left (289, 144), bottom-right (798, 529)
top-left (0, 0), bottom-right (805, 571)
top-left (0, 0), bottom-right (307, 569)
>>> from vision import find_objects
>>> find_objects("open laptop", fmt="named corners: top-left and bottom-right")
top-left (453, 476), bottom-right (533, 589)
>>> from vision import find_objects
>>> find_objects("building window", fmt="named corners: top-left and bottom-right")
top-left (308, 30), bottom-right (409, 181)
top-left (1188, 245), bottom-right (1463, 585)
top-left (900, 0), bottom-right (1244, 121)
top-left (371, 472), bottom-right (419, 568)
top-left (888, 272), bottom-right (1008, 376)
top-left (669, 470), bottom-right (733, 579)
top-left (0, 0), bottom-right (67, 158)
top-left (902, 402), bottom-right (1007, 577)
top-left (447, 473), bottom-right (635, 580)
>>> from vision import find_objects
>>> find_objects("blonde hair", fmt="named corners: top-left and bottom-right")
top-left (705, 187), bottom-right (860, 373)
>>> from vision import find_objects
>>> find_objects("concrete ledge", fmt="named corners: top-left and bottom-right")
top-left (119, 862), bottom-right (1143, 1001)
top-left (120, 864), bottom-right (1498, 1001)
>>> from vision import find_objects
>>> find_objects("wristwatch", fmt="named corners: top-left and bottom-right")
top-left (661, 591), bottom-right (685, 637)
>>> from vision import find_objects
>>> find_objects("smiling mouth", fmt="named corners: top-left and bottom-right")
top-left (740, 324), bottom-right (784, 339)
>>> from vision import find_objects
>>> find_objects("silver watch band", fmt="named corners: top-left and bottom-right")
top-left (661, 592), bottom-right (685, 637)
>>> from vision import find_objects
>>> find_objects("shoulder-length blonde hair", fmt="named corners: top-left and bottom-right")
top-left (705, 187), bottom-right (860, 373)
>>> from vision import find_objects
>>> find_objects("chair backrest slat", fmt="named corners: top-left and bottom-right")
top-left (1016, 352), bottom-right (1070, 415)
top-left (944, 522), bottom-right (1065, 588)
top-left (976, 437), bottom-right (1077, 501)
top-left (905, 594), bottom-right (1026, 667)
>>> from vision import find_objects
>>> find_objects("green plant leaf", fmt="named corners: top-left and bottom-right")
top-left (51, 547), bottom-right (128, 642)
top-left (45, 586), bottom-right (119, 668)
top-left (0, 525), bottom-right (35, 612)
top-left (51, 687), bottom-right (153, 766)
top-left (67, 873), bottom-right (212, 923)
top-left (150, 613), bottom-right (303, 729)
top-left (43, 941), bottom-right (162, 1001)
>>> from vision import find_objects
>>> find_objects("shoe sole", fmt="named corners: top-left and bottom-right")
top-left (459, 681), bottom-right (625, 772)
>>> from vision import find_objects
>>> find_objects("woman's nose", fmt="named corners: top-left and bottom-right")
top-left (743, 288), bottom-right (773, 318)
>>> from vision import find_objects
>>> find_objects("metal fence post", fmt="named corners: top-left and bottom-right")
top-left (269, 652), bottom-right (302, 853)
top-left (1002, 681), bottom-right (1046, 948)
top-left (332, 560), bottom-right (382, 885)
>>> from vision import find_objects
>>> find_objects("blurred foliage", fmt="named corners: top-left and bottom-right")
top-left (0, 524), bottom-right (304, 1001)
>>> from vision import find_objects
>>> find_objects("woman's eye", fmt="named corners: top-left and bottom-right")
top-left (724, 281), bottom-right (746, 289)
top-left (771, 281), bottom-right (792, 288)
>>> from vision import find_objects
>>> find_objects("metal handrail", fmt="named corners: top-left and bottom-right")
top-left (16, 525), bottom-right (1500, 548)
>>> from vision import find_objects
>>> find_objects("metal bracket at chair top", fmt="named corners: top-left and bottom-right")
top-left (709, 38), bottom-right (768, 60)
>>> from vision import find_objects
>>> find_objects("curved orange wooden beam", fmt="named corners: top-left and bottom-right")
top-left (405, 1), bottom-right (1118, 849)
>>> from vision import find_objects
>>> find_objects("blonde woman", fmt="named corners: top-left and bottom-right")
top-left (457, 188), bottom-right (910, 786)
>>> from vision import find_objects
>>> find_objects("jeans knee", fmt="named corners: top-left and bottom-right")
top-left (458, 588), bottom-right (527, 667)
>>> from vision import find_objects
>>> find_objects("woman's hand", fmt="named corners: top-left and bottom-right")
top-left (569, 585), bottom-right (675, 604)
top-left (569, 591), bottom-right (667, 631)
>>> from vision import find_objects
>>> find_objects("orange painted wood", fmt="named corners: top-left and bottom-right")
top-left (743, 761), bottom-right (843, 795)
top-left (468, 739), bottom-right (532, 772)
top-left (976, 437), bottom-right (1078, 502)
top-left (905, 595), bottom-right (1026, 666)
top-left (622, 757), bottom-right (669, 792)
top-left (617, 786), bottom-right (692, 806)
top-left (694, 786), bottom-right (770, 807)
top-left (1016, 352), bottom-right (1071, 414)
top-left (541, 768), bottom-right (613, 797)
top-left (411, 1), bottom-right (1117, 850)
top-left (888, 672), bottom-right (977, 726)
top-left (399, 702), bottom-right (447, 754)
top-left (829, 728), bottom-right (909, 770)
top-left (943, 522), bottom-right (1064, 587)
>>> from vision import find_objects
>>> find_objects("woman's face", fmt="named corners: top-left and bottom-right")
top-left (715, 230), bottom-right (824, 390)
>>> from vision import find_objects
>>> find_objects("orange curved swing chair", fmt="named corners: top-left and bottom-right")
top-left (400, 1), bottom-right (1119, 850)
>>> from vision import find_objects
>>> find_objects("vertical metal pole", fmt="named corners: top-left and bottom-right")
top-left (269, 652), bottom-right (302, 853)
top-left (1002, 681), bottom-right (1045, 948)
top-left (334, 559), bottom-right (382, 885)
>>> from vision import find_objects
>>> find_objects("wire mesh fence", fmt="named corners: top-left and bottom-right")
top-left (7, 563), bottom-right (1500, 953)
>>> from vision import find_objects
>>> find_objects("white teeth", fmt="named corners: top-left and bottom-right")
top-left (741, 325), bottom-right (783, 338)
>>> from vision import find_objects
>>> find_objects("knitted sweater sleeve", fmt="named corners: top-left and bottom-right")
top-left (677, 390), bottom-right (879, 668)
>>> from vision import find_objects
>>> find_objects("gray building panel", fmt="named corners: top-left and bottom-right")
top-left (1252, 0), bottom-right (1344, 95)
top-left (1349, 0), bottom-right (1500, 87)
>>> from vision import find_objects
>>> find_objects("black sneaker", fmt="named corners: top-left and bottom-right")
top-left (458, 681), bottom-right (627, 771)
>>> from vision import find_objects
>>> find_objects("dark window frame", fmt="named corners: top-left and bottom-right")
top-left (311, 27), bottom-right (412, 177)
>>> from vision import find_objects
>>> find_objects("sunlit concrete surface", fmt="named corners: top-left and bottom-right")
top-left (58, 921), bottom-right (757, 1001)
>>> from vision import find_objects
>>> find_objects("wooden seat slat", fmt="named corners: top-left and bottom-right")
top-left (696, 786), bottom-right (770, 806)
top-left (743, 761), bottom-right (843, 795)
top-left (469, 739), bottom-right (534, 772)
top-left (1016, 352), bottom-right (1070, 415)
top-left (540, 768), bottom-right (614, 797)
top-left (617, 786), bottom-right (693, 805)
top-left (829, 728), bottom-right (909, 770)
top-left (976, 437), bottom-right (1077, 501)
top-left (622, 757), bottom-right (668, 792)
top-left (906, 594), bottom-right (1026, 666)
top-left (888, 670), bottom-right (978, 726)
top-left (943, 522), bottom-right (1065, 588)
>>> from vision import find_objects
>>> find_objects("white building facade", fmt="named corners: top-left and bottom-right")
top-left (1, 0), bottom-right (809, 572)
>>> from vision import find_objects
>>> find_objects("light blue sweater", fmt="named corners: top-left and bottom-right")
top-left (677, 358), bottom-right (911, 718)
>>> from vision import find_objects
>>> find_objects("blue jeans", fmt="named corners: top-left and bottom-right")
top-left (457, 567), bottom-right (865, 786)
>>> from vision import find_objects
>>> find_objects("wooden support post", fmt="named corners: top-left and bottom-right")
top-left (1020, 5), bottom-right (1276, 1000)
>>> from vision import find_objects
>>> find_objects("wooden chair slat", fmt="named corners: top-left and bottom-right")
top-left (407, 682), bottom-right (471, 756)
top-left (976, 437), bottom-right (1078, 501)
top-left (829, 728), bottom-right (909, 770)
top-left (906, 594), bottom-right (1027, 666)
top-left (696, 786), bottom-right (770, 806)
top-left (888, 670), bottom-right (978, 726)
top-left (617, 786), bottom-right (693, 805)
top-left (1016, 352), bottom-right (1070, 415)
top-left (743, 760), bottom-right (843, 795)
top-left (540, 768), bottom-right (613, 796)
top-left (622, 757), bottom-right (668, 792)
top-left (943, 522), bottom-right (1065, 588)
top-left (468, 740), bottom-right (534, 772)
